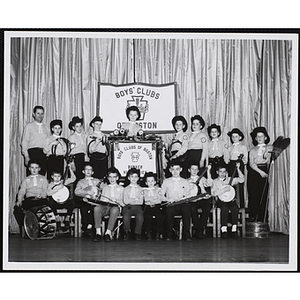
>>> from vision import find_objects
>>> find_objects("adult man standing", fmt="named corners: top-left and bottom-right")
top-left (21, 106), bottom-right (49, 176)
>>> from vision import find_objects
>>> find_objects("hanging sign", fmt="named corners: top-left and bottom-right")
top-left (113, 141), bottom-right (157, 177)
top-left (98, 82), bottom-right (177, 133)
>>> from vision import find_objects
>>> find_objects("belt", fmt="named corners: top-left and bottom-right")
top-left (146, 204), bottom-right (162, 208)
top-left (257, 163), bottom-right (268, 167)
top-left (125, 204), bottom-right (142, 209)
top-left (97, 200), bottom-right (118, 207)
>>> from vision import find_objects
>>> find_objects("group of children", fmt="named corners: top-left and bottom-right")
top-left (17, 105), bottom-right (273, 241)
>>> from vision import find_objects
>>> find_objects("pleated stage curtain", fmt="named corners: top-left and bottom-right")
top-left (9, 37), bottom-right (291, 234)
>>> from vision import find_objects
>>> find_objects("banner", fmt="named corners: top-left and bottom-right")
top-left (98, 82), bottom-right (177, 133)
top-left (113, 142), bottom-right (157, 177)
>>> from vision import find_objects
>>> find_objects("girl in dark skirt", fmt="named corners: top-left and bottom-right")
top-left (43, 119), bottom-right (66, 181)
top-left (87, 116), bottom-right (108, 180)
top-left (227, 128), bottom-right (248, 207)
top-left (68, 116), bottom-right (87, 183)
top-left (165, 115), bottom-right (189, 178)
top-left (207, 124), bottom-right (229, 179)
top-left (247, 127), bottom-right (272, 222)
top-left (187, 115), bottom-right (208, 174)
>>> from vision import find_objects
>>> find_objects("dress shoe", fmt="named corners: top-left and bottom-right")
top-left (166, 232), bottom-right (173, 241)
top-left (194, 230), bottom-right (206, 239)
top-left (83, 229), bottom-right (93, 238)
top-left (221, 231), bottom-right (228, 239)
top-left (64, 220), bottom-right (70, 229)
top-left (93, 234), bottom-right (102, 242)
top-left (231, 231), bottom-right (238, 239)
top-left (183, 232), bottom-right (192, 241)
top-left (104, 234), bottom-right (112, 242)
top-left (156, 233), bottom-right (164, 240)
top-left (134, 234), bottom-right (142, 241)
top-left (123, 232), bottom-right (129, 241)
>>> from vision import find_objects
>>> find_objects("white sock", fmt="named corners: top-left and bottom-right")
top-left (87, 224), bottom-right (92, 229)
top-left (105, 229), bottom-right (112, 237)
top-left (232, 225), bottom-right (237, 232)
top-left (96, 228), bottom-right (101, 235)
top-left (221, 226), bottom-right (227, 232)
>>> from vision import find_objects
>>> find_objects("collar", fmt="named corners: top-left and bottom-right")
top-left (233, 142), bottom-right (240, 146)
top-left (109, 184), bottom-right (118, 187)
top-left (176, 130), bottom-right (183, 135)
top-left (219, 177), bottom-right (226, 182)
top-left (129, 184), bottom-right (139, 188)
top-left (191, 130), bottom-right (200, 134)
top-left (53, 134), bottom-right (60, 139)
top-left (34, 121), bottom-right (43, 126)
top-left (190, 175), bottom-right (199, 180)
top-left (172, 177), bottom-right (181, 181)
top-left (212, 138), bottom-right (219, 141)
top-left (30, 174), bottom-right (38, 177)
top-left (75, 131), bottom-right (83, 136)
top-left (257, 144), bottom-right (266, 147)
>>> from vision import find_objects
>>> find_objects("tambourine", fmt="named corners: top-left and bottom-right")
top-left (87, 135), bottom-right (109, 161)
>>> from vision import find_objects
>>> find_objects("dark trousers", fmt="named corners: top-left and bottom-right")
top-left (74, 197), bottom-right (94, 231)
top-left (22, 197), bottom-right (53, 211)
top-left (187, 149), bottom-right (206, 175)
top-left (27, 148), bottom-right (47, 176)
top-left (48, 197), bottom-right (75, 216)
top-left (209, 156), bottom-right (225, 179)
top-left (73, 153), bottom-right (85, 183)
top-left (247, 164), bottom-right (269, 221)
top-left (166, 203), bottom-right (191, 234)
top-left (228, 160), bottom-right (245, 207)
top-left (144, 205), bottom-right (165, 234)
top-left (122, 205), bottom-right (144, 234)
top-left (47, 155), bottom-right (64, 180)
top-left (216, 199), bottom-right (239, 227)
top-left (190, 198), bottom-right (212, 233)
top-left (89, 153), bottom-right (108, 180)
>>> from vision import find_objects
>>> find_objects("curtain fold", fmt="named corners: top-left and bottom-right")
top-left (9, 37), bottom-right (291, 234)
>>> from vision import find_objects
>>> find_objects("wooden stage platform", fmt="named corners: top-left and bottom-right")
top-left (8, 232), bottom-right (289, 270)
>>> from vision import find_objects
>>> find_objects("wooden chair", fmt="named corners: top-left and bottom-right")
top-left (215, 183), bottom-right (246, 238)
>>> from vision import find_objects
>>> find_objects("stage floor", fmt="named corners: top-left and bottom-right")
top-left (8, 232), bottom-right (289, 269)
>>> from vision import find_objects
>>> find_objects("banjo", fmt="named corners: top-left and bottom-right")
top-left (51, 138), bottom-right (74, 204)
top-left (218, 154), bottom-right (243, 203)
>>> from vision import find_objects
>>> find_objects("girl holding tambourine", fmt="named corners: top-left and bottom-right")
top-left (87, 116), bottom-right (108, 180)
top-left (43, 119), bottom-right (67, 180)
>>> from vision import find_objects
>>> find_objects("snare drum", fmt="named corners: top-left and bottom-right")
top-left (23, 205), bottom-right (56, 240)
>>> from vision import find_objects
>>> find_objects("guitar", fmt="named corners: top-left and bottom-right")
top-left (51, 138), bottom-right (74, 204)
top-left (218, 154), bottom-right (243, 202)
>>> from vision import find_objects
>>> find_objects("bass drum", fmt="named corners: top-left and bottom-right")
top-left (24, 205), bottom-right (56, 240)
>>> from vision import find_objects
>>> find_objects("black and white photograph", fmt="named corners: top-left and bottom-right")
top-left (2, 29), bottom-right (298, 275)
